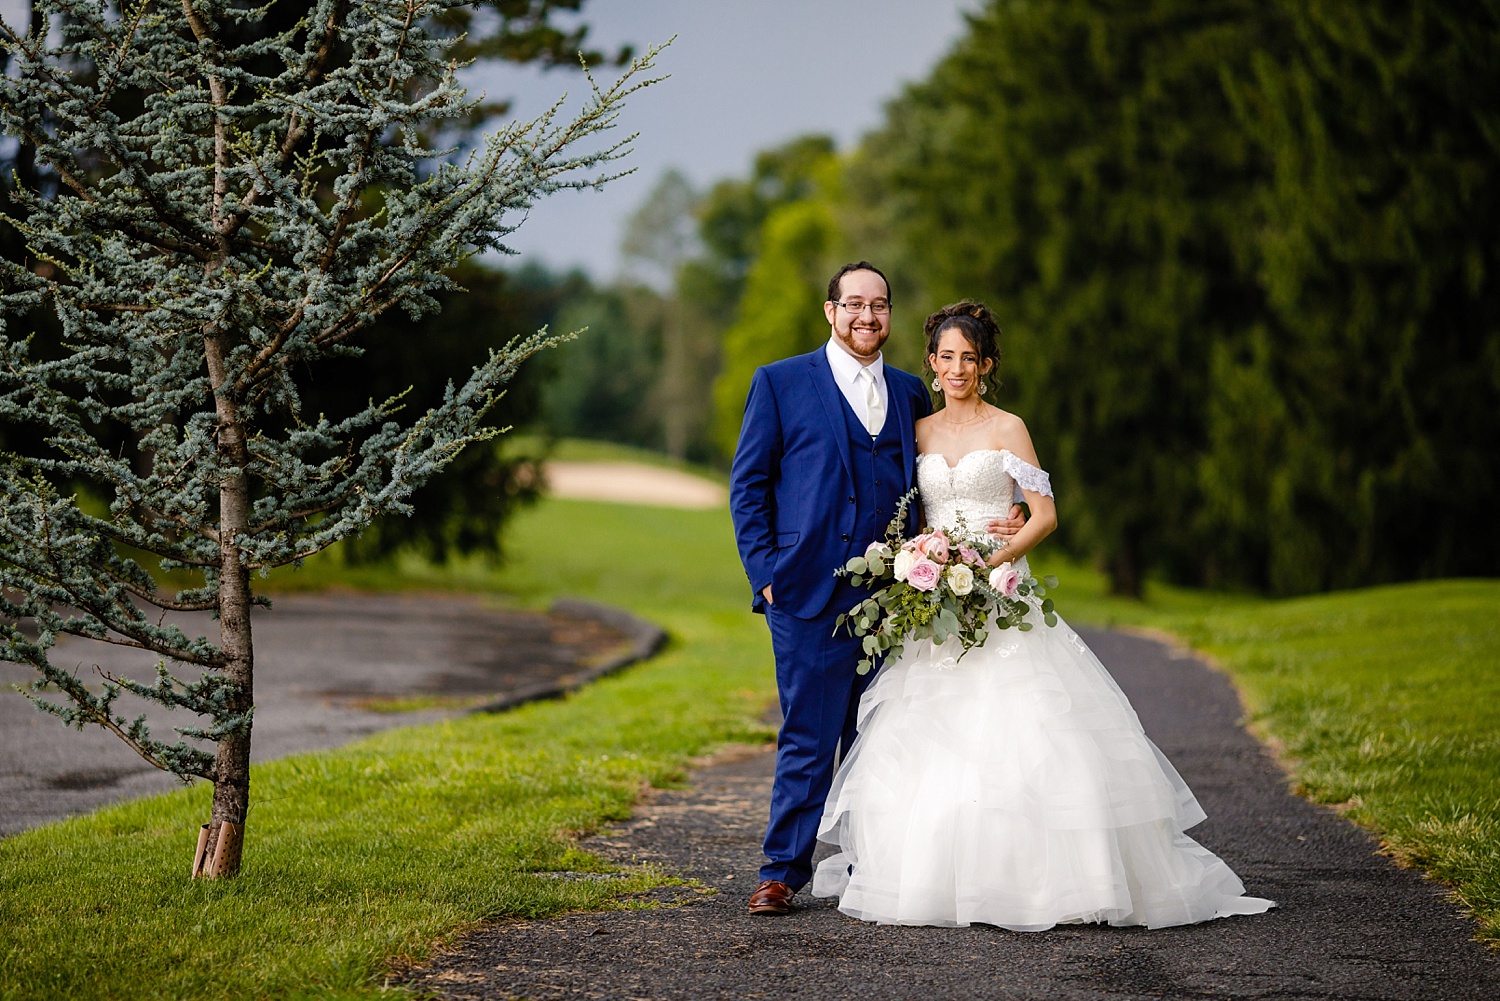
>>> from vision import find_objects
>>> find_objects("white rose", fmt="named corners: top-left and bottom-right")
top-left (892, 548), bottom-right (916, 582)
top-left (946, 563), bottom-right (974, 596)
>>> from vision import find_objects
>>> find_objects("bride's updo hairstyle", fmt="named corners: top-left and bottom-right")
top-left (924, 300), bottom-right (1002, 389)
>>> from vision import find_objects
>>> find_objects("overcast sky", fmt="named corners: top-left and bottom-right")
top-left (466, 2), bottom-right (980, 280)
top-left (0, 1), bottom-right (980, 281)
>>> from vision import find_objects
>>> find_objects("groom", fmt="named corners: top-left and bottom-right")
top-left (729, 261), bottom-right (933, 914)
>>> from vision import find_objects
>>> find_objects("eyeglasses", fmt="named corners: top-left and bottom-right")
top-left (831, 299), bottom-right (891, 316)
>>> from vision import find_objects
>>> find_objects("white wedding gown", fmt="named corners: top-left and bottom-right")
top-left (812, 449), bottom-right (1275, 929)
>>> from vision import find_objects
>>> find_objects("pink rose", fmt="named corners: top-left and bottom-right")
top-left (959, 546), bottom-right (983, 567)
top-left (916, 530), bottom-right (950, 564)
top-left (906, 556), bottom-right (941, 592)
top-left (988, 562), bottom-right (1020, 597)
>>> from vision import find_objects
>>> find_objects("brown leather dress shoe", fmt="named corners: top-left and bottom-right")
top-left (747, 878), bottom-right (794, 915)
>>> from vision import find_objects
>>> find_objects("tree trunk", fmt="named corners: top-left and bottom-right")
top-left (191, 0), bottom-right (254, 876)
top-left (659, 298), bottom-right (689, 461)
top-left (199, 325), bottom-right (254, 878)
top-left (1106, 536), bottom-right (1145, 599)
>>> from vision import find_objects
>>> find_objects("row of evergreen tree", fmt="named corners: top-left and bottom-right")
top-left (680, 0), bottom-right (1496, 597)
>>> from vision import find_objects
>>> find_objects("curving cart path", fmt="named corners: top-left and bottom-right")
top-left (409, 628), bottom-right (1500, 1001)
top-left (0, 593), bottom-right (641, 836)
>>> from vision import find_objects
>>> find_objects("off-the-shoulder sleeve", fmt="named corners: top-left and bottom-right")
top-left (1002, 451), bottom-right (1053, 497)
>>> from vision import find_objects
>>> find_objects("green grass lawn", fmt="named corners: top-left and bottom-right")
top-left (2, 470), bottom-right (1496, 998)
top-left (0, 499), bottom-right (776, 1000)
top-left (1150, 580), bottom-right (1500, 945)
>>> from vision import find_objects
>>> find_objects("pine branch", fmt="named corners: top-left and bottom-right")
top-left (2, 0), bottom-right (665, 830)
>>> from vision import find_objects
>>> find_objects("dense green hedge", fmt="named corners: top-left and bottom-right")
top-left (710, 1), bottom-right (1500, 597)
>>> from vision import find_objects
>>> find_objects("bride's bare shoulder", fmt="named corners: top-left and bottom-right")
top-left (985, 406), bottom-right (1028, 443)
top-left (916, 411), bottom-right (941, 430)
top-left (914, 410), bottom-right (943, 444)
top-left (989, 408), bottom-right (1043, 465)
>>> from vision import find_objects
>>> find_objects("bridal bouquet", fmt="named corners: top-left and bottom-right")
top-left (836, 491), bottom-right (1059, 674)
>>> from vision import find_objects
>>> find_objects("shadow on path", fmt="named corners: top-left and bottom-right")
top-left (409, 629), bottom-right (1500, 1000)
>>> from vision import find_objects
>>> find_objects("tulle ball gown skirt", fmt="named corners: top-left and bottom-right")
top-left (812, 616), bottom-right (1275, 929)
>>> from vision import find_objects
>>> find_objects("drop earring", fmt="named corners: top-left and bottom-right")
top-left (931, 376), bottom-right (941, 392)
top-left (979, 379), bottom-right (989, 395)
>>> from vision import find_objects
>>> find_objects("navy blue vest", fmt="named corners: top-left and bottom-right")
top-left (838, 387), bottom-right (906, 549)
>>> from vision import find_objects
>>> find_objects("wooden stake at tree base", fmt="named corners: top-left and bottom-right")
top-left (191, 824), bottom-right (212, 878)
top-left (192, 820), bottom-right (243, 879)
top-left (209, 821), bottom-right (243, 878)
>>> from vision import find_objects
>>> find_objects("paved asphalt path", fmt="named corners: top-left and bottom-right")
top-left (0, 593), bottom-right (629, 836)
top-left (408, 628), bottom-right (1500, 1001)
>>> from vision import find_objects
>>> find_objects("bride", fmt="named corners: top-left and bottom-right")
top-left (811, 301), bottom-right (1275, 930)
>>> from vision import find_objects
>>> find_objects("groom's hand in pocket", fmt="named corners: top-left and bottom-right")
top-left (762, 585), bottom-right (774, 606)
top-left (987, 504), bottom-right (1026, 541)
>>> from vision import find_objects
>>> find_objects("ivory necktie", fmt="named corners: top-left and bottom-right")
top-left (858, 367), bottom-right (885, 436)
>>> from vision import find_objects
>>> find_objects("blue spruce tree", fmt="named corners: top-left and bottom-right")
top-left (0, 0), bottom-right (657, 877)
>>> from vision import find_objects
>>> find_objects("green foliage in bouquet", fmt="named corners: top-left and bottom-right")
top-left (836, 490), bottom-right (1059, 674)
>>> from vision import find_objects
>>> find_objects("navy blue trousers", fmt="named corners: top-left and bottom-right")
top-left (760, 583), bottom-right (874, 890)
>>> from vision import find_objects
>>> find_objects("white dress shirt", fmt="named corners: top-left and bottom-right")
top-left (825, 338), bottom-right (888, 436)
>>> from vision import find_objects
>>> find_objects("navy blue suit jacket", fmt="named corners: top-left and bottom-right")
top-left (729, 347), bottom-right (932, 619)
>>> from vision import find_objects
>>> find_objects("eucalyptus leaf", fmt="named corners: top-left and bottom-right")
top-left (846, 557), bottom-right (868, 574)
top-left (1042, 575), bottom-right (1059, 589)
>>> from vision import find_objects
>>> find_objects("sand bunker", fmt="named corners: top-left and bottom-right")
top-left (543, 461), bottom-right (727, 509)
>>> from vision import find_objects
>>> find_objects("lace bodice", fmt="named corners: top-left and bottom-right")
top-left (917, 449), bottom-right (1053, 537)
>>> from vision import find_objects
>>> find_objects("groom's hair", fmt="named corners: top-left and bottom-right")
top-left (827, 261), bottom-right (892, 304)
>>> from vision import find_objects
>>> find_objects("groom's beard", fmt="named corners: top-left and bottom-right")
top-left (834, 317), bottom-right (889, 360)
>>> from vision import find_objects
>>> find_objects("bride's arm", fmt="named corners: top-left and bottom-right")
top-left (989, 416), bottom-right (1057, 564)
top-left (994, 487), bottom-right (1056, 564)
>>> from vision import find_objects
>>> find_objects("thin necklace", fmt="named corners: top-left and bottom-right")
top-left (943, 404), bottom-right (989, 426)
